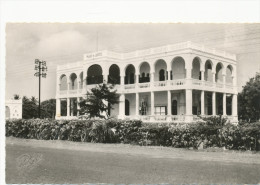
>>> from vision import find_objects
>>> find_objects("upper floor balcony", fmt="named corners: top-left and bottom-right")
top-left (57, 77), bottom-right (236, 98)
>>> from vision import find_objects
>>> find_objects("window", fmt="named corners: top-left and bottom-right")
top-left (155, 106), bottom-right (167, 115)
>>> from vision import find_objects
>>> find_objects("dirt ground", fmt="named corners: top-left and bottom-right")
top-left (5, 137), bottom-right (260, 184)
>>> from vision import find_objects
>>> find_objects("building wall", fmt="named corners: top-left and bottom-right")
top-left (5, 99), bottom-right (23, 119)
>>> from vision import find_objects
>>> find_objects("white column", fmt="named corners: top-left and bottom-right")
top-left (120, 76), bottom-right (125, 85)
top-left (223, 74), bottom-right (226, 85)
top-left (212, 72), bottom-right (216, 83)
top-left (103, 74), bottom-right (108, 84)
top-left (67, 82), bottom-right (70, 90)
top-left (136, 74), bottom-right (139, 83)
top-left (212, 92), bottom-right (216, 115)
top-left (150, 72), bottom-right (154, 87)
top-left (232, 94), bottom-right (238, 117)
top-left (186, 68), bottom-right (192, 87)
top-left (167, 70), bottom-right (171, 81)
top-left (119, 94), bottom-right (125, 119)
top-left (223, 93), bottom-right (226, 116)
top-left (201, 70), bottom-right (205, 81)
top-left (186, 68), bottom-right (192, 79)
top-left (151, 91), bottom-right (154, 116)
top-left (201, 91), bottom-right (205, 116)
top-left (56, 98), bottom-right (61, 117)
top-left (185, 89), bottom-right (193, 122)
top-left (167, 91), bottom-right (171, 115)
top-left (67, 98), bottom-right (70, 117)
top-left (136, 93), bottom-right (139, 116)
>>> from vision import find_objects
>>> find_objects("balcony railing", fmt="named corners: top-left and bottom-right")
top-left (154, 81), bottom-right (167, 87)
top-left (124, 84), bottom-right (135, 89)
top-left (192, 79), bottom-right (203, 86)
top-left (169, 79), bottom-right (185, 86)
top-left (59, 78), bottom-right (235, 96)
top-left (205, 81), bottom-right (214, 87)
top-left (138, 82), bottom-right (150, 89)
top-left (69, 89), bottom-right (78, 94)
top-left (216, 82), bottom-right (224, 88)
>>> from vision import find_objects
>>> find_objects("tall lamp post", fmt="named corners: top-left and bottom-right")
top-left (34, 59), bottom-right (47, 118)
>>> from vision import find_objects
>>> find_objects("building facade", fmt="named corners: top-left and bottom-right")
top-left (55, 41), bottom-right (238, 122)
top-left (5, 99), bottom-right (23, 119)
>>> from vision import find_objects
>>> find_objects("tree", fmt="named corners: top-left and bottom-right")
top-left (22, 96), bottom-right (56, 119)
top-left (41, 99), bottom-right (56, 119)
top-left (79, 83), bottom-right (119, 119)
top-left (13, 94), bottom-right (21, 100)
top-left (22, 96), bottom-right (38, 119)
top-left (238, 73), bottom-right (260, 122)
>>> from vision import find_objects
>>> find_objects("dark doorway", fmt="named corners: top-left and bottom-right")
top-left (125, 99), bottom-right (130, 115)
top-left (159, 69), bottom-right (165, 81)
top-left (172, 100), bottom-right (177, 115)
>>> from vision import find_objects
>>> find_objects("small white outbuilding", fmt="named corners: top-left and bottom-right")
top-left (5, 99), bottom-right (22, 119)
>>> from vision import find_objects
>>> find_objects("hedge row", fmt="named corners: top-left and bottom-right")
top-left (5, 117), bottom-right (260, 151)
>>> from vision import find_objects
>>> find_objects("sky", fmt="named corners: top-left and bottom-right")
top-left (5, 23), bottom-right (260, 101)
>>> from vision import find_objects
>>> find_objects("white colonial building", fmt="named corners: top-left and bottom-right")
top-left (55, 41), bottom-right (238, 122)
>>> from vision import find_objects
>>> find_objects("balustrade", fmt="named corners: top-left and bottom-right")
top-left (192, 79), bottom-right (203, 86)
top-left (168, 79), bottom-right (185, 86)
top-left (124, 84), bottom-right (135, 89)
top-left (138, 83), bottom-right (150, 88)
top-left (154, 81), bottom-right (167, 87)
top-left (216, 82), bottom-right (224, 88)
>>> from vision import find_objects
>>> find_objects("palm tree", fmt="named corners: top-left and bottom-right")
top-left (13, 94), bottom-right (20, 100)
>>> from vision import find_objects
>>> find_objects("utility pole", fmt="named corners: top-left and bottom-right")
top-left (34, 59), bottom-right (47, 118)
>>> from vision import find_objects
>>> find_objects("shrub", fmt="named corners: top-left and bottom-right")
top-left (5, 118), bottom-right (260, 151)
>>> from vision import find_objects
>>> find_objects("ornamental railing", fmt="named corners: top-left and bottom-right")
top-left (168, 79), bottom-right (185, 86)
top-left (154, 81), bottom-right (167, 87)
top-left (138, 82), bottom-right (150, 89)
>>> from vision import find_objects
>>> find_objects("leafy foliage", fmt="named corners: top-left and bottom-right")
top-left (238, 73), bottom-right (260, 122)
top-left (5, 117), bottom-right (260, 151)
top-left (22, 96), bottom-right (38, 119)
top-left (22, 96), bottom-right (56, 119)
top-left (79, 83), bottom-right (119, 119)
top-left (13, 94), bottom-right (21, 100)
top-left (41, 99), bottom-right (56, 119)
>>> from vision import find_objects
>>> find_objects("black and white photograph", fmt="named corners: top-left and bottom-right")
top-left (1, 1), bottom-right (260, 184)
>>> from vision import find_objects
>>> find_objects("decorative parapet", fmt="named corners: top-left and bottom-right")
top-left (83, 41), bottom-right (236, 61)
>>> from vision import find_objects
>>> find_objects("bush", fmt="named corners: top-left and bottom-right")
top-left (5, 117), bottom-right (260, 151)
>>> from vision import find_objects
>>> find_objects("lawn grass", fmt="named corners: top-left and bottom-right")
top-left (5, 137), bottom-right (260, 184)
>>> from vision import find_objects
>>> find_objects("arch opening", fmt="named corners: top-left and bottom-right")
top-left (215, 63), bottom-right (223, 83)
top-left (139, 62), bottom-right (150, 83)
top-left (192, 57), bottom-right (201, 80)
top-left (155, 59), bottom-right (167, 81)
top-left (70, 73), bottom-right (77, 90)
top-left (60, 74), bottom-right (67, 90)
top-left (172, 57), bottom-right (185, 80)
top-left (226, 65), bottom-right (233, 84)
top-left (87, 64), bottom-right (103, 85)
top-left (125, 64), bottom-right (135, 84)
top-left (108, 64), bottom-right (120, 84)
top-left (204, 60), bottom-right (213, 82)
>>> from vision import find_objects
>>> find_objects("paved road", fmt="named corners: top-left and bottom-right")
top-left (6, 137), bottom-right (260, 184)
